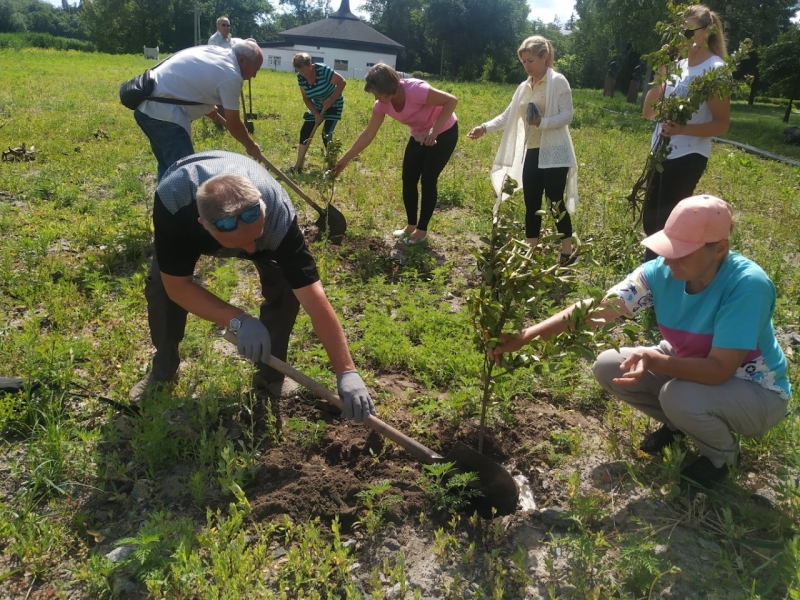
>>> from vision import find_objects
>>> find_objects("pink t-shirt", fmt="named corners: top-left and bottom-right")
top-left (373, 79), bottom-right (457, 139)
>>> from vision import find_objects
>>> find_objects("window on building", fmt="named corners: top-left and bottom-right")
top-left (268, 56), bottom-right (281, 67)
top-left (366, 62), bottom-right (375, 67)
top-left (334, 59), bottom-right (349, 71)
top-left (311, 56), bottom-right (324, 63)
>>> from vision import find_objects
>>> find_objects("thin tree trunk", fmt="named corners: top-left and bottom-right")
top-left (748, 65), bottom-right (759, 106)
top-left (785, 98), bottom-right (794, 124)
top-left (477, 358), bottom-right (494, 454)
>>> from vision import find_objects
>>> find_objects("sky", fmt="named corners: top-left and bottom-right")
top-left (346, 0), bottom-right (577, 25)
top-left (43, 0), bottom-right (578, 24)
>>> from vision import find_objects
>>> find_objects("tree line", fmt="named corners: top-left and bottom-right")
top-left (1, 0), bottom-right (798, 109)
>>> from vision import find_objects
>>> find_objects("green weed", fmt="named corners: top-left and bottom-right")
top-left (285, 416), bottom-right (327, 450)
top-left (216, 439), bottom-right (260, 491)
top-left (416, 462), bottom-right (483, 514)
top-left (355, 480), bottom-right (403, 536)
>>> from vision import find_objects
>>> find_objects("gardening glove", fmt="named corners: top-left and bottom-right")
top-left (336, 371), bottom-right (376, 423)
top-left (236, 318), bottom-right (271, 365)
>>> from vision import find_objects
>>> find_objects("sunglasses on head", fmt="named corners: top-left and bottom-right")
top-left (683, 25), bottom-right (707, 37)
top-left (213, 202), bottom-right (261, 232)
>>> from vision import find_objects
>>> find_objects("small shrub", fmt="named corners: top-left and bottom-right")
top-left (285, 416), bottom-right (327, 449)
top-left (416, 462), bottom-right (483, 514)
top-left (355, 480), bottom-right (403, 536)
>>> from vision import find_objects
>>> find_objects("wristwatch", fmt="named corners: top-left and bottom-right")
top-left (229, 312), bottom-right (250, 333)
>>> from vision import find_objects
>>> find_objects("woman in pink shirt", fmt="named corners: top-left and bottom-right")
top-left (334, 64), bottom-right (458, 245)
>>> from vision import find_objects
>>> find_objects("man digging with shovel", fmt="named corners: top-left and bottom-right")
top-left (129, 150), bottom-right (376, 424)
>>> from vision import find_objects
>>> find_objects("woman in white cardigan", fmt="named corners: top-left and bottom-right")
top-left (469, 36), bottom-right (578, 264)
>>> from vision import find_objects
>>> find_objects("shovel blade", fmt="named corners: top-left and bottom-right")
top-left (443, 441), bottom-right (518, 516)
top-left (314, 203), bottom-right (347, 244)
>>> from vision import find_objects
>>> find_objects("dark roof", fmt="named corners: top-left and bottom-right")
top-left (278, 0), bottom-right (403, 51)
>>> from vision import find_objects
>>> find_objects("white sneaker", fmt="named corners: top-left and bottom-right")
top-left (393, 228), bottom-right (413, 238)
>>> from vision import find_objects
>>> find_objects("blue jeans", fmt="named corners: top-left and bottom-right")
top-left (134, 109), bottom-right (195, 181)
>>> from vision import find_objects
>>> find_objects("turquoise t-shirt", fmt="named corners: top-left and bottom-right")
top-left (606, 253), bottom-right (790, 399)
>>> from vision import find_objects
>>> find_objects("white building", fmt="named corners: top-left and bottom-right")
top-left (259, 0), bottom-right (403, 79)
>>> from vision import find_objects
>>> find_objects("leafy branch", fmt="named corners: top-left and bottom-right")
top-left (319, 138), bottom-right (342, 206)
top-left (466, 177), bottom-right (576, 453)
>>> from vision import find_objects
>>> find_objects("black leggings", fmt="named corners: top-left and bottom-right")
top-left (522, 148), bottom-right (571, 240)
top-left (299, 119), bottom-right (336, 145)
top-left (642, 152), bottom-right (708, 261)
top-left (401, 122), bottom-right (458, 231)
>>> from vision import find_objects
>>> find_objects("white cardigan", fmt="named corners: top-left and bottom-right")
top-left (483, 68), bottom-right (578, 216)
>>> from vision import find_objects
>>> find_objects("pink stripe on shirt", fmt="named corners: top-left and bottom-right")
top-left (659, 324), bottom-right (761, 363)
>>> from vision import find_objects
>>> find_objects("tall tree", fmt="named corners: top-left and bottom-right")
top-left (0, 0), bottom-right (89, 38)
top-left (80, 0), bottom-right (272, 53)
top-left (424, 0), bottom-right (529, 79)
top-left (704, 0), bottom-right (799, 104)
top-left (570, 0), bottom-right (668, 88)
top-left (277, 0), bottom-right (331, 27)
top-left (759, 25), bottom-right (800, 123)
top-left (363, 0), bottom-right (432, 72)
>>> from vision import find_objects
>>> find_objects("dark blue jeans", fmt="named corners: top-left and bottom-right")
top-left (134, 109), bottom-right (195, 181)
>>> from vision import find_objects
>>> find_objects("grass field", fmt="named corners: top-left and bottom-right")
top-left (0, 48), bottom-right (799, 599)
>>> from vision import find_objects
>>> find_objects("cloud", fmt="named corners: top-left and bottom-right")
top-left (529, 0), bottom-right (576, 24)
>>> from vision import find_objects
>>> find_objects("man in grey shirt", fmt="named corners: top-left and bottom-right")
top-left (131, 150), bottom-right (376, 423)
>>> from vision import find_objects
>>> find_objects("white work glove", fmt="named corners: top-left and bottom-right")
top-left (236, 318), bottom-right (271, 364)
top-left (336, 371), bottom-right (376, 422)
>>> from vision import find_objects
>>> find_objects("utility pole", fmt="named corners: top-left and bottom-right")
top-left (194, 0), bottom-right (200, 46)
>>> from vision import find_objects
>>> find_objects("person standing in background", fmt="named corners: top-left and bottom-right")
top-left (468, 36), bottom-right (578, 265)
top-left (641, 4), bottom-right (730, 261)
top-left (208, 16), bottom-right (234, 48)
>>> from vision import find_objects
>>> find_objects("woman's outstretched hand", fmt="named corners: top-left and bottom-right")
top-left (467, 126), bottom-right (484, 139)
top-left (333, 158), bottom-right (349, 176)
top-left (488, 332), bottom-right (526, 366)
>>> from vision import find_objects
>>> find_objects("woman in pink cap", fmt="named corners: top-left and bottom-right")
top-left (490, 195), bottom-right (789, 490)
top-left (334, 63), bottom-right (458, 246)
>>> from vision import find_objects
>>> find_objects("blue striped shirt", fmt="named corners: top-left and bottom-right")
top-left (297, 63), bottom-right (344, 122)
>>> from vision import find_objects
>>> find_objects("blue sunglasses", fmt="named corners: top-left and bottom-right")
top-left (213, 202), bottom-right (261, 232)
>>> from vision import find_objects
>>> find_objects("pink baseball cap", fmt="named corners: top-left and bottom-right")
top-left (642, 194), bottom-right (732, 259)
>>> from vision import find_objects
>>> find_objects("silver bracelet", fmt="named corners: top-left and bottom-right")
top-left (481, 124), bottom-right (487, 134)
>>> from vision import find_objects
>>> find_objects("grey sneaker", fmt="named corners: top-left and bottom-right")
top-left (129, 371), bottom-right (177, 403)
top-left (263, 379), bottom-right (301, 400)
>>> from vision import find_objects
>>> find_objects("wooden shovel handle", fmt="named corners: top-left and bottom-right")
top-left (222, 331), bottom-right (443, 464)
top-left (303, 120), bottom-right (321, 146)
top-left (258, 155), bottom-right (326, 214)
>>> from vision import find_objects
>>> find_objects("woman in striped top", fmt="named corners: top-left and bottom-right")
top-left (290, 53), bottom-right (346, 173)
